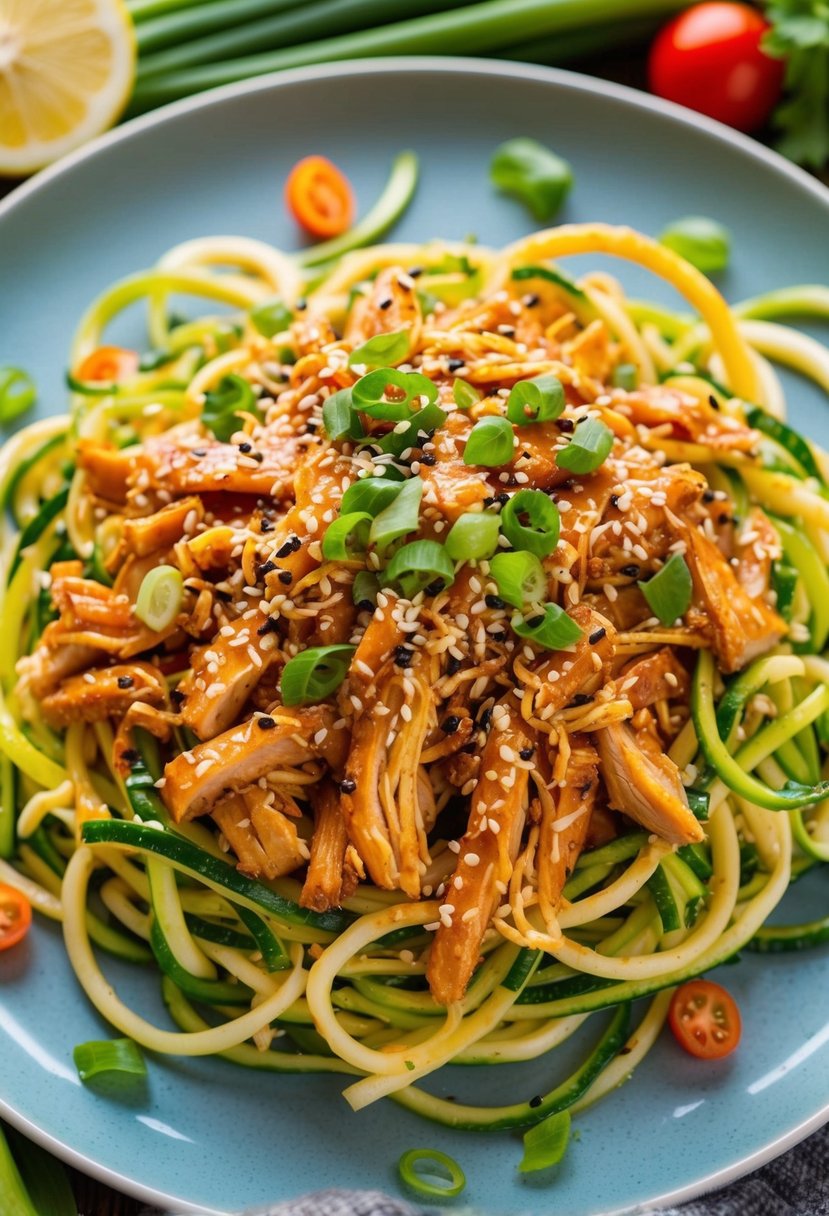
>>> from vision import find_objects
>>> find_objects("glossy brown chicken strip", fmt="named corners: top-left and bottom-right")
top-left (537, 736), bottom-right (599, 920)
top-left (301, 780), bottom-right (362, 912)
top-left (213, 788), bottom-right (307, 881)
top-left (596, 720), bottom-right (703, 845)
top-left (178, 615), bottom-right (280, 740)
top-left (427, 704), bottom-right (534, 1006)
top-left (40, 663), bottom-right (166, 728)
top-left (344, 267), bottom-right (423, 352)
top-left (619, 648), bottom-right (690, 710)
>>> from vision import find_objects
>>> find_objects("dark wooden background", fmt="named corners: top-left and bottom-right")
top-left (0, 46), bottom-right (823, 1216)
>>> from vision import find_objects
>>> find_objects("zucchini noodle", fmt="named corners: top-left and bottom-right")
top-left (2, 220), bottom-right (827, 1175)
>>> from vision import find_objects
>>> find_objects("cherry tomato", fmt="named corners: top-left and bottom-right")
top-left (648, 3), bottom-right (784, 133)
top-left (0, 883), bottom-right (32, 951)
top-left (285, 156), bottom-right (355, 240)
top-left (75, 345), bottom-right (139, 383)
top-left (668, 979), bottom-right (742, 1060)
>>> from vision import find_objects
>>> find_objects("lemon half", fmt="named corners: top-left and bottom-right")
top-left (0, 0), bottom-right (136, 176)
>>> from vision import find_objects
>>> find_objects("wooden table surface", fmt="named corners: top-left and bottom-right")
top-left (0, 47), bottom-right (822, 1216)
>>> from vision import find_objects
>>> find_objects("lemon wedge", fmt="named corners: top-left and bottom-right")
top-left (0, 0), bottom-right (136, 176)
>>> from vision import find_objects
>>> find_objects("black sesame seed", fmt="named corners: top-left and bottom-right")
top-left (483, 496), bottom-right (496, 507)
top-left (479, 707), bottom-right (493, 729)
top-left (485, 594), bottom-right (505, 610)
top-left (120, 748), bottom-right (140, 765)
top-left (589, 627), bottom-right (607, 645)
top-left (214, 588), bottom-right (233, 603)
top-left (620, 564), bottom-right (640, 577)
top-left (276, 537), bottom-right (298, 558)
top-left (394, 645), bottom-right (414, 668)
top-left (420, 453), bottom-right (437, 466)
top-left (260, 518), bottom-right (273, 533)
top-left (519, 746), bottom-right (534, 760)
top-left (191, 448), bottom-right (207, 458)
top-left (460, 742), bottom-right (477, 754)
top-left (278, 570), bottom-right (293, 585)
top-left (257, 716), bottom-right (276, 730)
top-left (296, 297), bottom-right (307, 311)
top-left (257, 560), bottom-right (277, 578)
top-left (569, 693), bottom-right (594, 707)
top-left (708, 394), bottom-right (720, 412)
top-left (356, 599), bottom-right (374, 611)
top-left (495, 492), bottom-right (510, 506)
top-left (339, 777), bottom-right (357, 794)
top-left (558, 418), bottom-right (575, 434)
top-left (304, 422), bottom-right (318, 434)
top-left (170, 689), bottom-right (185, 706)
top-left (505, 474), bottom-right (518, 487)
top-left (257, 617), bottom-right (280, 635)
top-left (407, 265), bottom-right (424, 278)
top-left (251, 451), bottom-right (264, 463)
top-left (116, 675), bottom-right (134, 689)
top-left (441, 715), bottom-right (461, 734)
top-left (446, 656), bottom-right (462, 676)
top-left (702, 490), bottom-right (716, 503)
top-left (580, 780), bottom-right (593, 798)
top-left (378, 297), bottom-right (393, 311)
top-left (529, 1095), bottom-right (543, 1109)
top-left (610, 494), bottom-right (620, 508)
top-left (523, 293), bottom-right (540, 308)
top-left (447, 358), bottom-right (465, 372)
top-left (718, 513), bottom-right (732, 526)
top-left (526, 615), bottom-right (545, 628)
top-left (425, 580), bottom-right (445, 596)
top-left (239, 442), bottom-right (252, 453)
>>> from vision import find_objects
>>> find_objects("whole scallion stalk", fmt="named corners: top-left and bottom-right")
top-left (129, 0), bottom-right (691, 113)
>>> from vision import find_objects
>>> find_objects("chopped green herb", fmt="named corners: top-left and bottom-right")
top-left (500, 489), bottom-right (560, 557)
top-left (322, 387), bottom-right (364, 442)
top-left (348, 328), bottom-right (410, 368)
top-left (556, 417), bottom-right (614, 474)
top-left (506, 373), bottom-right (565, 426)
top-left (519, 1108), bottom-right (571, 1174)
top-left (513, 603), bottom-right (583, 650)
top-left (489, 550), bottom-right (547, 609)
top-left (249, 296), bottom-right (293, 338)
top-left (202, 373), bottom-right (260, 442)
top-left (384, 539), bottom-right (455, 599)
top-left (453, 377), bottom-right (482, 410)
top-left (445, 512), bottom-right (501, 561)
top-left (73, 1038), bottom-right (146, 1082)
top-left (280, 645), bottom-right (355, 707)
top-left (321, 512), bottom-right (371, 561)
top-left (463, 416), bottom-right (514, 467)
top-left (659, 216), bottom-right (730, 274)
top-left (490, 138), bottom-right (573, 221)
top-left (369, 476), bottom-right (422, 549)
top-left (638, 552), bottom-right (693, 625)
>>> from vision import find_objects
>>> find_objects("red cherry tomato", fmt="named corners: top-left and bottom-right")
top-left (0, 883), bottom-right (32, 951)
top-left (75, 345), bottom-right (139, 384)
top-left (668, 979), bottom-right (742, 1060)
top-left (285, 156), bottom-right (355, 240)
top-left (648, 2), bottom-right (784, 133)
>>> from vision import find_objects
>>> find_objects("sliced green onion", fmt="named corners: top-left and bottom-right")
top-left (746, 407), bottom-right (825, 485)
top-left (659, 216), bottom-right (730, 274)
top-left (322, 387), bottom-right (364, 442)
top-left (612, 362), bottom-right (638, 390)
top-left (341, 477), bottom-right (403, 516)
top-left (348, 328), bottom-right (410, 368)
top-left (511, 264), bottom-right (585, 298)
top-left (463, 415), bottom-right (514, 467)
top-left (506, 373), bottom-right (565, 426)
top-left (369, 476), bottom-right (422, 548)
top-left (489, 550), bottom-right (547, 609)
top-left (519, 1108), bottom-right (571, 1174)
top-left (352, 570), bottom-right (380, 610)
top-left (500, 489), bottom-right (560, 557)
top-left (202, 373), bottom-right (259, 442)
top-left (280, 644), bottom-right (355, 707)
top-left (453, 377), bottom-right (482, 410)
top-left (490, 137), bottom-right (573, 222)
top-left (638, 553), bottom-right (693, 626)
top-left (445, 512), bottom-right (501, 562)
top-left (513, 603), bottom-right (582, 650)
top-left (0, 367), bottom-right (36, 424)
top-left (65, 371), bottom-right (113, 396)
top-left (352, 367), bottom-right (436, 420)
top-left (398, 1148), bottom-right (466, 1199)
top-left (321, 512), bottom-right (371, 561)
top-left (378, 401), bottom-right (445, 458)
top-left (384, 539), bottom-right (455, 599)
top-left (135, 565), bottom-right (184, 631)
top-left (556, 417), bottom-right (614, 474)
top-left (249, 296), bottom-right (293, 338)
top-left (73, 1038), bottom-right (147, 1082)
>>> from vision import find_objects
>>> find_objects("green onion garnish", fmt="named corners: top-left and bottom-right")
top-left (321, 512), bottom-right (371, 561)
top-left (659, 216), bottom-right (730, 274)
top-left (397, 1148), bottom-right (466, 1200)
top-left (463, 416), bottom-right (514, 467)
top-left (280, 644), bottom-right (355, 707)
top-left (506, 373), bottom-right (565, 426)
top-left (249, 296), bottom-right (293, 338)
top-left (73, 1038), bottom-right (147, 1083)
top-left (0, 366), bottom-right (37, 425)
top-left (489, 550), bottom-right (547, 609)
top-left (322, 388), bottom-right (364, 442)
top-left (341, 477), bottom-right (404, 517)
top-left (453, 377), bottom-right (482, 410)
top-left (638, 552), bottom-right (693, 626)
top-left (352, 570), bottom-right (380, 610)
top-left (513, 603), bottom-right (583, 649)
top-left (500, 489), bottom-right (561, 557)
top-left (384, 539), bottom-right (455, 599)
top-left (369, 476), bottom-right (423, 548)
top-left (202, 373), bottom-right (260, 442)
top-left (519, 1108), bottom-right (571, 1174)
top-left (135, 565), bottom-right (184, 631)
top-left (612, 362), bottom-right (638, 391)
top-left (555, 417), bottom-right (614, 474)
top-left (445, 512), bottom-right (501, 561)
top-left (348, 328), bottom-right (410, 368)
top-left (490, 137), bottom-right (573, 222)
top-left (352, 367), bottom-right (436, 420)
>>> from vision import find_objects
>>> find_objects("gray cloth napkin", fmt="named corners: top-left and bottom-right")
top-left (227, 1122), bottom-right (829, 1216)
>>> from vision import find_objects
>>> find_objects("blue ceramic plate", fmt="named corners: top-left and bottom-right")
top-left (0, 58), bottom-right (828, 1216)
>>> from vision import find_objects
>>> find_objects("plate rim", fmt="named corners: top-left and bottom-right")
top-left (0, 54), bottom-right (827, 1216)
